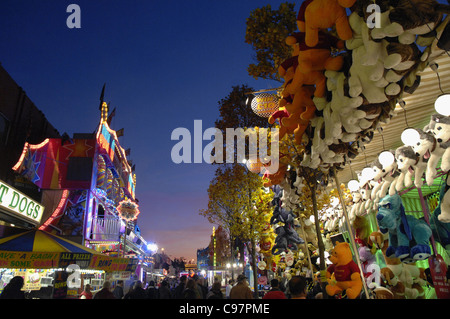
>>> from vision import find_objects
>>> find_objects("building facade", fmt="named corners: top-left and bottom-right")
top-left (0, 64), bottom-right (149, 266)
top-left (0, 64), bottom-right (61, 231)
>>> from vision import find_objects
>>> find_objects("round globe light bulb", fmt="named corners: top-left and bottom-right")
top-left (435, 94), bottom-right (450, 116)
top-left (379, 151), bottom-right (395, 168)
top-left (401, 128), bottom-right (420, 146)
top-left (348, 179), bottom-right (360, 192)
top-left (361, 167), bottom-right (375, 181)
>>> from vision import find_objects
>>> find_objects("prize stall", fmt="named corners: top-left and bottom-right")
top-left (246, 0), bottom-right (450, 299)
top-left (0, 229), bottom-right (137, 298)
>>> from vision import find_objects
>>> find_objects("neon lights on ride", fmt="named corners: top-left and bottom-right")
top-left (12, 139), bottom-right (50, 171)
top-left (39, 189), bottom-right (69, 230)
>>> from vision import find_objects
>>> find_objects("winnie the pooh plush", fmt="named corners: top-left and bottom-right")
top-left (297, 0), bottom-right (356, 47)
top-left (326, 241), bottom-right (363, 299)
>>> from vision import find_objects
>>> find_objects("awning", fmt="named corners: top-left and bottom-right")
top-left (0, 229), bottom-right (101, 254)
top-left (0, 229), bottom-right (138, 271)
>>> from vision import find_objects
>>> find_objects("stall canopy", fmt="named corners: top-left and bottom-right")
top-left (0, 229), bottom-right (139, 272)
top-left (0, 229), bottom-right (102, 254)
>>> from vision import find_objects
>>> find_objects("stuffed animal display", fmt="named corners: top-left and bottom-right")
top-left (326, 241), bottom-right (363, 299)
top-left (369, 231), bottom-right (429, 299)
top-left (430, 175), bottom-right (450, 244)
top-left (269, 181), bottom-right (305, 255)
top-left (348, 112), bottom-right (450, 217)
top-left (376, 194), bottom-right (432, 262)
top-left (259, 0), bottom-right (449, 189)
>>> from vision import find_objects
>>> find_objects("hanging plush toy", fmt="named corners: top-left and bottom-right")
top-left (272, 223), bottom-right (305, 255)
top-left (394, 145), bottom-right (418, 190)
top-left (263, 165), bottom-right (288, 188)
top-left (376, 194), bottom-right (432, 262)
top-left (429, 113), bottom-right (450, 174)
top-left (281, 85), bottom-right (317, 145)
top-left (370, 0), bottom-right (447, 45)
top-left (411, 128), bottom-right (437, 188)
top-left (325, 241), bottom-right (363, 299)
top-left (297, 0), bottom-right (356, 47)
top-left (430, 175), bottom-right (450, 246)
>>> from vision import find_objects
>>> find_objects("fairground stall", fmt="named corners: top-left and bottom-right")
top-left (0, 229), bottom-right (137, 298)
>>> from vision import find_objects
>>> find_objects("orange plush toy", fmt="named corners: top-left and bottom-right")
top-left (268, 109), bottom-right (297, 140)
top-left (288, 31), bottom-right (344, 74)
top-left (263, 165), bottom-right (288, 188)
top-left (281, 85), bottom-right (316, 145)
top-left (283, 31), bottom-right (344, 98)
top-left (326, 241), bottom-right (363, 299)
top-left (297, 0), bottom-right (356, 47)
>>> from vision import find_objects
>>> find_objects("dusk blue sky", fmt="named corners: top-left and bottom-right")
top-left (0, 0), bottom-right (285, 260)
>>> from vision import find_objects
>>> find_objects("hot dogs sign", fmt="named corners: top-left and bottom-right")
top-left (0, 180), bottom-right (44, 225)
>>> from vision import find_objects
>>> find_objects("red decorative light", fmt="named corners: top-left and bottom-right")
top-left (117, 199), bottom-right (140, 222)
top-left (39, 190), bottom-right (69, 230)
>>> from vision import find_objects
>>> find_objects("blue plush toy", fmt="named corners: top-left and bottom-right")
top-left (430, 179), bottom-right (450, 253)
top-left (376, 194), bottom-right (432, 262)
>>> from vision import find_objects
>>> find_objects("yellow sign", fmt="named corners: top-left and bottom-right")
top-left (89, 255), bottom-right (136, 272)
top-left (0, 251), bottom-right (59, 269)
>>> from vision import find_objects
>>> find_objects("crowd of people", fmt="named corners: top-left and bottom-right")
top-left (0, 273), bottom-right (318, 300)
top-left (81, 273), bottom-right (318, 300)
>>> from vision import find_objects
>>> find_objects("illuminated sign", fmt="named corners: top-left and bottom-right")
top-left (117, 199), bottom-right (140, 222)
top-left (0, 180), bottom-right (44, 224)
top-left (251, 93), bottom-right (279, 118)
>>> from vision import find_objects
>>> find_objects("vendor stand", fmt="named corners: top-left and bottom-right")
top-left (0, 229), bottom-right (137, 298)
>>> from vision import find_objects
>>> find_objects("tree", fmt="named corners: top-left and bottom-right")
top-left (245, 2), bottom-right (297, 82)
top-left (213, 85), bottom-right (270, 165)
top-left (200, 164), bottom-right (273, 297)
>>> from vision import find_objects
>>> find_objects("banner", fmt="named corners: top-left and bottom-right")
top-left (89, 254), bottom-right (138, 272)
top-left (0, 250), bottom-right (138, 272)
top-left (58, 252), bottom-right (92, 269)
top-left (0, 251), bottom-right (59, 269)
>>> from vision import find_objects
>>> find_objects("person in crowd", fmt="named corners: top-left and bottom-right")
top-left (307, 272), bottom-right (323, 299)
top-left (146, 280), bottom-right (159, 299)
top-left (0, 276), bottom-right (25, 299)
top-left (124, 280), bottom-right (147, 299)
top-left (113, 280), bottom-right (124, 299)
top-left (192, 274), bottom-right (205, 299)
top-left (79, 284), bottom-right (93, 299)
top-left (289, 275), bottom-right (307, 299)
top-left (262, 279), bottom-right (287, 299)
top-left (123, 282), bottom-right (135, 299)
top-left (183, 278), bottom-right (198, 299)
top-left (230, 274), bottom-right (253, 299)
top-left (159, 280), bottom-right (172, 299)
top-left (206, 281), bottom-right (223, 299)
top-left (173, 275), bottom-right (187, 299)
top-left (93, 281), bottom-right (116, 299)
top-left (225, 279), bottom-right (234, 299)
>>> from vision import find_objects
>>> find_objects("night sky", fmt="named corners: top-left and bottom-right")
top-left (0, 0), bottom-right (285, 261)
